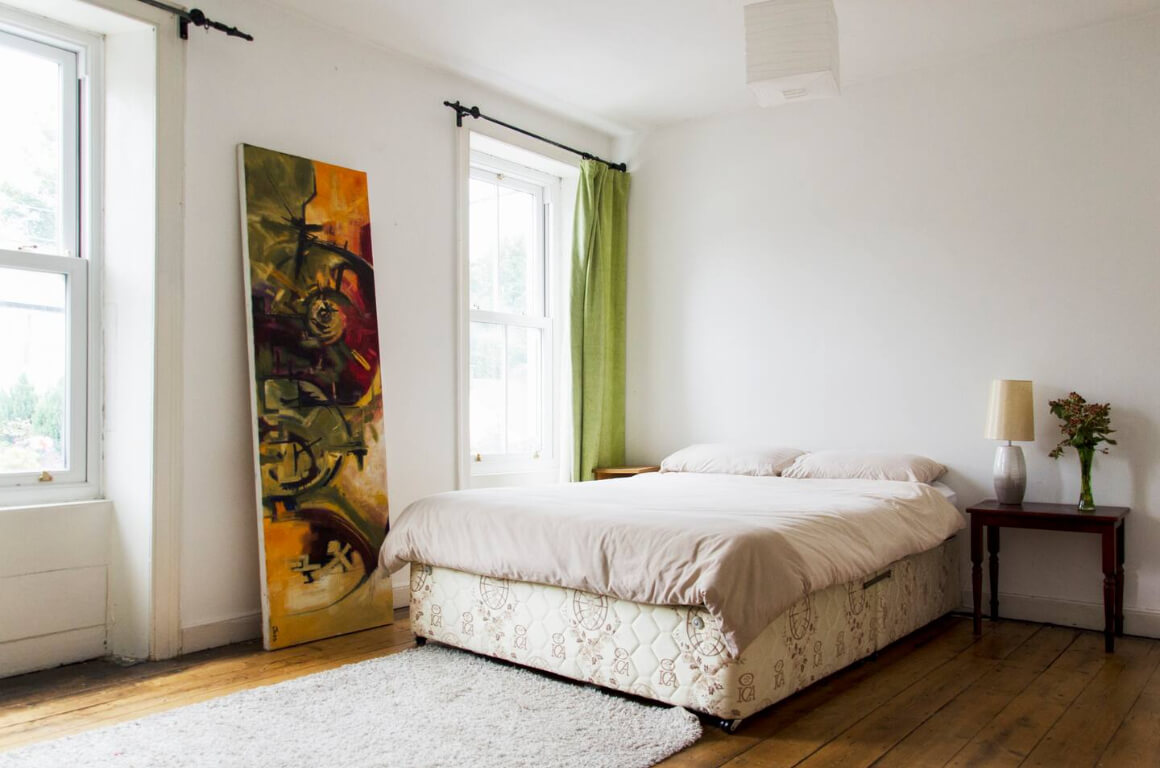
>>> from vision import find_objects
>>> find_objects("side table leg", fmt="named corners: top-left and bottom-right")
top-left (1116, 521), bottom-right (1125, 637)
top-left (988, 525), bottom-right (1000, 620)
top-left (1102, 528), bottom-right (1116, 652)
top-left (971, 519), bottom-right (983, 635)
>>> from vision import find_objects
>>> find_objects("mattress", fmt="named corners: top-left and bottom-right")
top-left (409, 537), bottom-right (959, 720)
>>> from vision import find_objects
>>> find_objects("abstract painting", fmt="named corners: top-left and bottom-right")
top-left (238, 144), bottom-right (392, 649)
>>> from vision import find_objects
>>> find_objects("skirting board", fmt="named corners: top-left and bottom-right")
top-left (181, 612), bottom-right (263, 655)
top-left (960, 589), bottom-right (1160, 638)
top-left (180, 585), bottom-right (411, 655)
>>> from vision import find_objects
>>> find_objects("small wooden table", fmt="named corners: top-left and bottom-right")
top-left (592, 465), bottom-right (660, 481)
top-left (966, 500), bottom-right (1129, 652)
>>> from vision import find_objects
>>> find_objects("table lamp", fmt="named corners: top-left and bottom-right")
top-left (985, 379), bottom-right (1035, 505)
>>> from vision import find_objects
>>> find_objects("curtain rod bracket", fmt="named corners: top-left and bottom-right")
top-left (135, 1), bottom-right (254, 41)
top-left (445, 101), bottom-right (480, 127)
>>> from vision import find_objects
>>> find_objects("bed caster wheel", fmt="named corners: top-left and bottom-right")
top-left (414, 636), bottom-right (427, 647)
top-left (714, 717), bottom-right (742, 733)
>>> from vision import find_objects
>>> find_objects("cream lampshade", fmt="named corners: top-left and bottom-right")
top-left (985, 380), bottom-right (1034, 504)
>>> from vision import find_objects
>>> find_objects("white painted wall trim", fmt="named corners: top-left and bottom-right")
top-left (145, 0), bottom-right (187, 663)
top-left (960, 589), bottom-right (1160, 639)
top-left (454, 126), bottom-right (471, 490)
top-left (181, 612), bottom-right (261, 655)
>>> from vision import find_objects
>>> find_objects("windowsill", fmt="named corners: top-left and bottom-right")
top-left (0, 494), bottom-right (106, 515)
top-left (469, 463), bottom-right (562, 489)
top-left (471, 461), bottom-right (559, 478)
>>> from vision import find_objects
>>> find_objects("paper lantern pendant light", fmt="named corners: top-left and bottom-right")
top-left (744, 0), bottom-right (840, 107)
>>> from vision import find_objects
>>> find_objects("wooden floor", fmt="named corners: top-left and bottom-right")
top-left (1, 610), bottom-right (1157, 766)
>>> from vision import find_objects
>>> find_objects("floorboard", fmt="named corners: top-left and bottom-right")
top-left (0, 611), bottom-right (1157, 767)
top-left (873, 626), bottom-right (1077, 768)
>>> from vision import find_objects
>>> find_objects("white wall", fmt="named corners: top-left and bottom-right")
top-left (179, 0), bottom-right (613, 649)
top-left (624, 15), bottom-right (1160, 633)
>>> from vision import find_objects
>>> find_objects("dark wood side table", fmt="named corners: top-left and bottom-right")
top-left (966, 500), bottom-right (1129, 652)
top-left (592, 465), bottom-right (660, 481)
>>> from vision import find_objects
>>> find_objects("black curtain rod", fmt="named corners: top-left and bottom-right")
top-left (444, 101), bottom-right (626, 173)
top-left (134, 0), bottom-right (253, 41)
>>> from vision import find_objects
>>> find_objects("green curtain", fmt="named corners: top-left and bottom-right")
top-left (571, 159), bottom-right (630, 481)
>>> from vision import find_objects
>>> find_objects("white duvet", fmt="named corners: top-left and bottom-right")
top-left (380, 473), bottom-right (964, 657)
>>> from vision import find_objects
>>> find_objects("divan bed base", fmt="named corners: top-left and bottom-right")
top-left (408, 538), bottom-right (959, 724)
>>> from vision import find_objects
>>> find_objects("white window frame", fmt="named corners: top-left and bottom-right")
top-left (467, 151), bottom-right (562, 477)
top-left (0, 13), bottom-right (102, 505)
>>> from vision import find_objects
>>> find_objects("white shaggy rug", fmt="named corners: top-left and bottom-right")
top-left (0, 645), bottom-right (701, 768)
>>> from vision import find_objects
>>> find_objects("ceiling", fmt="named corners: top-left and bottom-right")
top-left (265, 0), bottom-right (1160, 135)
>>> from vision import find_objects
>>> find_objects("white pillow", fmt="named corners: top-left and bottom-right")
top-left (660, 444), bottom-right (805, 477)
top-left (781, 451), bottom-right (946, 484)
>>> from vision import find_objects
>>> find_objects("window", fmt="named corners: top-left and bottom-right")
top-left (0, 22), bottom-right (97, 500)
top-left (467, 152), bottom-right (560, 474)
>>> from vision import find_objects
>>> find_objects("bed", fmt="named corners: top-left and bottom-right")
top-left (382, 468), bottom-right (964, 730)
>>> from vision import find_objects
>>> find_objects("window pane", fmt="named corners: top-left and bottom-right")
top-left (496, 185), bottom-right (538, 316)
top-left (469, 321), bottom-right (504, 455)
top-left (0, 268), bottom-right (68, 472)
top-left (468, 178), bottom-right (497, 312)
top-left (505, 326), bottom-right (542, 455)
top-left (0, 40), bottom-right (64, 254)
top-left (468, 173), bottom-right (542, 316)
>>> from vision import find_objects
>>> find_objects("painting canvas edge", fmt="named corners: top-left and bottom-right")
top-left (236, 143), bottom-right (275, 650)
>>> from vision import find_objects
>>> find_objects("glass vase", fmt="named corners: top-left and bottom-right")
top-left (1077, 445), bottom-right (1096, 512)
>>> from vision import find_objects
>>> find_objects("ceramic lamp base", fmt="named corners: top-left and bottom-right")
top-left (993, 443), bottom-right (1027, 505)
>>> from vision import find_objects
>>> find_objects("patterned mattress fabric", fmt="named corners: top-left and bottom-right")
top-left (409, 538), bottom-right (960, 719)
